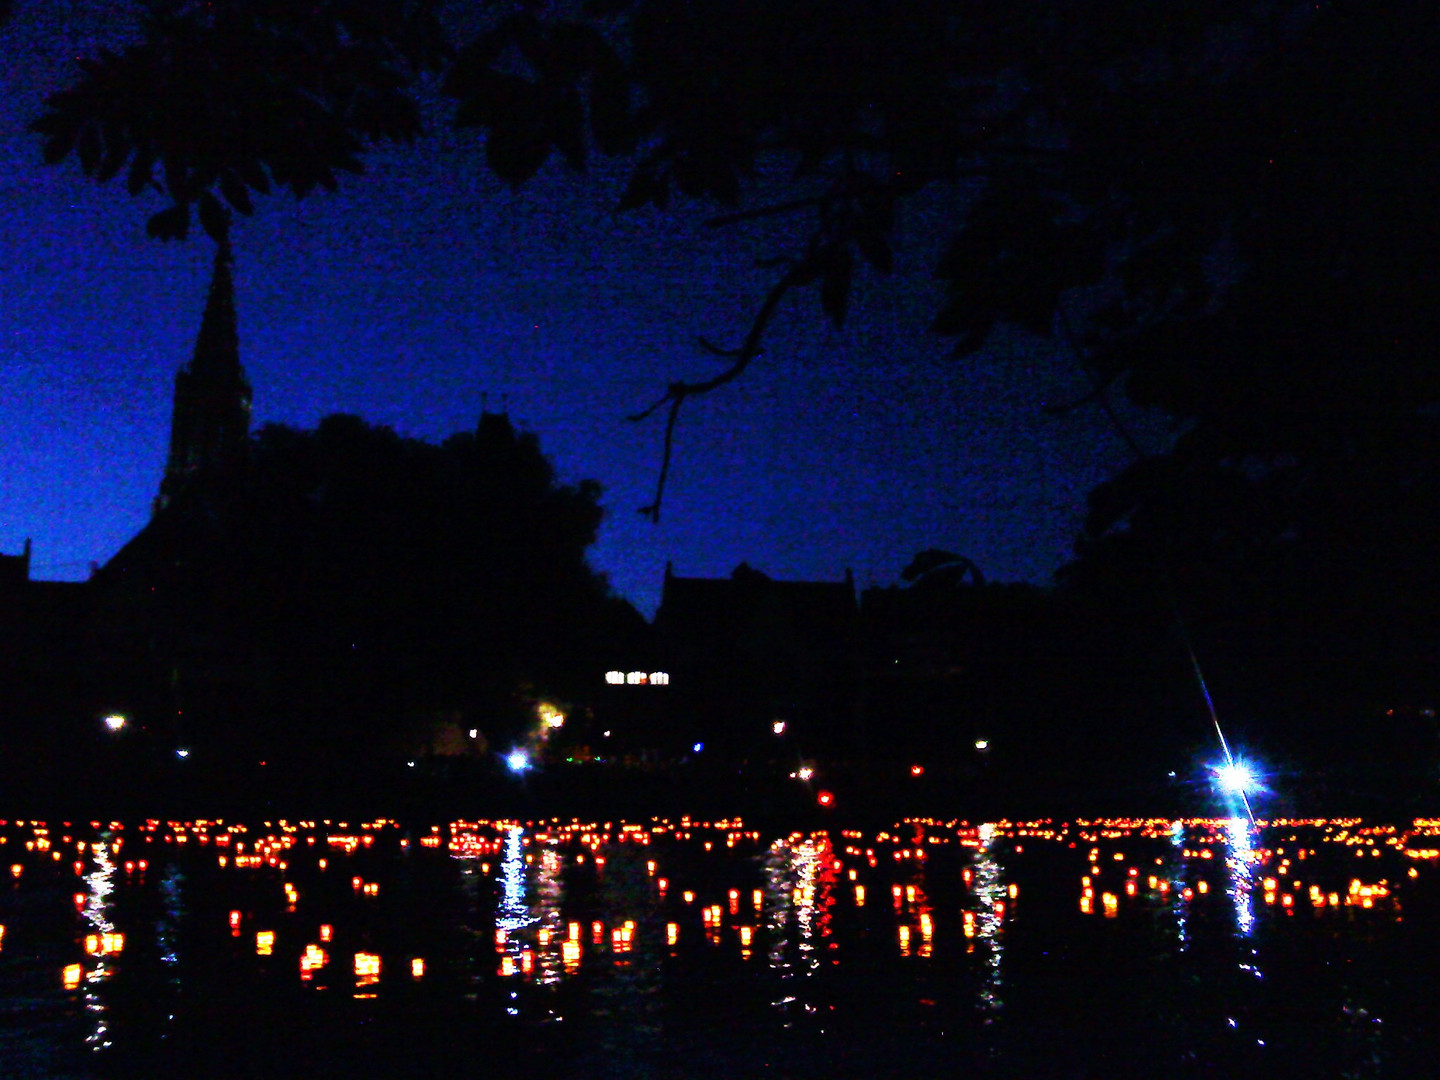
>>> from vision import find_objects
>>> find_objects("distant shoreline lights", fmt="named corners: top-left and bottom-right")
top-left (605, 671), bottom-right (669, 686)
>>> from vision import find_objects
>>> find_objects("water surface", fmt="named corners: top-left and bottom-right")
top-left (2, 814), bottom-right (1436, 1078)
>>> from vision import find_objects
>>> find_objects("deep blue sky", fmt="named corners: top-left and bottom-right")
top-left (0, 4), bottom-right (1161, 617)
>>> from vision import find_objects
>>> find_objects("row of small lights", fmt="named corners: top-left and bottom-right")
top-left (9, 813), bottom-right (1439, 990)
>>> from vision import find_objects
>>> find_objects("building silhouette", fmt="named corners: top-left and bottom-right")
top-left (653, 562), bottom-right (860, 761)
top-left (154, 237), bottom-right (251, 515)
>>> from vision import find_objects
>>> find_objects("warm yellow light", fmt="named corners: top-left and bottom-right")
top-left (411, 957), bottom-right (425, 978)
top-left (320, 924), bottom-right (333, 942)
top-left (667, 922), bottom-right (679, 946)
top-left (563, 938), bottom-right (582, 967)
top-left (63, 963), bottom-right (82, 990)
top-left (354, 952), bottom-right (381, 977)
top-left (256, 931), bottom-right (275, 956)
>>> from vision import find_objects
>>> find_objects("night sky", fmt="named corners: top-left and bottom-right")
top-left (0, 4), bottom-right (1158, 617)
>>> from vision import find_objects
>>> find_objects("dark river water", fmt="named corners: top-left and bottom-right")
top-left (2, 814), bottom-right (1437, 1079)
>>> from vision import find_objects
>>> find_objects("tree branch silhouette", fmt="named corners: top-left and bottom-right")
top-left (628, 261), bottom-right (808, 522)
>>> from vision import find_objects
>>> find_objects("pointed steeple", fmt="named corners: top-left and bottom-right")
top-left (155, 238), bottom-right (252, 514)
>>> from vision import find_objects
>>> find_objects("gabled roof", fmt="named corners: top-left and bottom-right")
top-left (656, 562), bottom-right (856, 644)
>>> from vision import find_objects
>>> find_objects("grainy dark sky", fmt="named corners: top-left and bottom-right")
top-left (0, 3), bottom-right (1158, 616)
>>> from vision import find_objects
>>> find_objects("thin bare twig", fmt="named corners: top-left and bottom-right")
top-left (630, 262), bottom-right (809, 521)
top-left (704, 195), bottom-right (824, 229)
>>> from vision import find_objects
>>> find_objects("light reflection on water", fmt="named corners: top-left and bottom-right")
top-left (764, 834), bottom-right (834, 1023)
top-left (1222, 816), bottom-right (1258, 938)
top-left (79, 835), bottom-right (117, 1052)
top-left (1, 815), bottom-right (1438, 1077)
top-left (971, 822), bottom-right (1005, 1017)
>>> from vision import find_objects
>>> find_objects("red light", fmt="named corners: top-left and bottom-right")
top-left (910, 764), bottom-right (924, 777)
top-left (817, 791), bottom-right (835, 807)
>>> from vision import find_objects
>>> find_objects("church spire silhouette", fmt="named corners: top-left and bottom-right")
top-left (155, 237), bottom-right (252, 514)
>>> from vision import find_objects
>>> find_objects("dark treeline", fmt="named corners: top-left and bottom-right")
top-left (1, 413), bottom-right (647, 812)
top-left (859, 541), bottom-right (1439, 817)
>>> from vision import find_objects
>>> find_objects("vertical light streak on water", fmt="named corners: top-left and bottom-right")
top-left (496, 827), bottom-right (531, 938)
top-left (156, 860), bottom-right (186, 1039)
top-left (1222, 818), bottom-right (1257, 939)
top-left (763, 839), bottom-right (792, 982)
top-left (453, 855), bottom-right (486, 997)
top-left (972, 824), bottom-right (1007, 1017)
top-left (1169, 820), bottom-right (1190, 950)
top-left (534, 846), bottom-right (566, 987)
top-left (793, 839), bottom-right (822, 980)
top-left (81, 836), bottom-right (118, 1051)
top-left (157, 863), bottom-right (184, 968)
top-left (765, 836), bottom-right (827, 1021)
top-left (496, 826), bottom-right (533, 1012)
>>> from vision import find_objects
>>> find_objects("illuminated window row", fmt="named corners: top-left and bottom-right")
top-left (604, 670), bottom-right (670, 686)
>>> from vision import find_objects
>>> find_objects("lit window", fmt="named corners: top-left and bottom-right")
top-left (605, 671), bottom-right (625, 685)
top-left (650, 672), bottom-right (669, 686)
top-left (627, 671), bottom-right (647, 685)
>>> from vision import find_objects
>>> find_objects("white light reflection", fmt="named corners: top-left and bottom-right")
top-left (81, 836), bottom-right (119, 1051)
top-left (1222, 817), bottom-right (1257, 938)
top-left (971, 824), bottom-right (1007, 1017)
top-left (157, 862), bottom-right (185, 974)
top-left (1169, 820), bottom-right (1190, 950)
top-left (496, 827), bottom-right (534, 949)
top-left (764, 836), bottom-right (834, 1024)
top-left (534, 846), bottom-right (566, 986)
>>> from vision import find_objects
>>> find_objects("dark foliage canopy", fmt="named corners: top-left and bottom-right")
top-left (36, 1), bottom-right (1440, 512)
top-left (107, 412), bottom-right (622, 763)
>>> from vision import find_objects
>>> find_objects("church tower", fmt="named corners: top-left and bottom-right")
top-left (155, 238), bottom-right (252, 514)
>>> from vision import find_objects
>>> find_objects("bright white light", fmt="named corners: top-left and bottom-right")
top-left (605, 670), bottom-right (625, 685)
top-left (1214, 760), bottom-right (1257, 795)
top-left (692, 742), bottom-right (704, 754)
top-left (538, 704), bottom-right (565, 729)
top-left (468, 729), bottom-right (478, 740)
top-left (407, 761), bottom-right (416, 768)
top-left (506, 750), bottom-right (530, 774)
top-left (175, 748), bottom-right (190, 759)
top-left (797, 766), bottom-right (815, 781)
top-left (650, 671), bottom-right (670, 686)
top-left (772, 721), bottom-right (786, 735)
top-left (975, 739), bottom-right (989, 750)
top-left (103, 715), bottom-right (126, 733)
